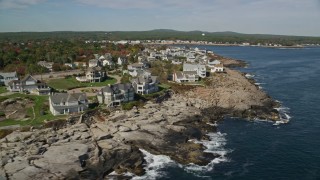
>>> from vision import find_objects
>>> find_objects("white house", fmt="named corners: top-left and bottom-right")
top-left (97, 83), bottom-right (135, 107)
top-left (102, 59), bottom-right (114, 67)
top-left (49, 93), bottom-right (88, 116)
top-left (131, 75), bottom-right (159, 95)
top-left (186, 53), bottom-right (196, 63)
top-left (88, 59), bottom-right (100, 67)
top-left (0, 71), bottom-right (18, 86)
top-left (117, 57), bottom-right (125, 66)
top-left (210, 64), bottom-right (224, 73)
top-left (207, 60), bottom-right (221, 68)
top-left (173, 71), bottom-right (199, 83)
top-left (76, 67), bottom-right (106, 83)
top-left (8, 74), bottom-right (51, 95)
top-left (183, 63), bottom-right (206, 78)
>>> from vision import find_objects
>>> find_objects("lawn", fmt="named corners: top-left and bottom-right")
top-left (0, 93), bottom-right (66, 127)
top-left (47, 77), bottom-right (117, 90)
top-left (0, 86), bottom-right (8, 94)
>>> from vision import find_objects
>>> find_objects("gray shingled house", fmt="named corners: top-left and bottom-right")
top-left (8, 74), bottom-right (51, 95)
top-left (131, 75), bottom-right (159, 95)
top-left (49, 93), bottom-right (88, 116)
top-left (0, 71), bottom-right (18, 86)
top-left (97, 83), bottom-right (135, 107)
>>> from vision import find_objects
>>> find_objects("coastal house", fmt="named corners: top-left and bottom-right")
top-left (173, 71), bottom-right (199, 83)
top-left (49, 93), bottom-right (88, 116)
top-left (207, 60), bottom-right (221, 68)
top-left (210, 64), bottom-right (224, 73)
top-left (64, 63), bottom-right (75, 69)
top-left (8, 74), bottom-right (51, 95)
top-left (88, 59), bottom-right (100, 67)
top-left (76, 67), bottom-right (106, 83)
top-left (117, 57), bottom-right (126, 66)
top-left (128, 69), bottom-right (151, 77)
top-left (37, 61), bottom-right (54, 71)
top-left (74, 62), bottom-right (87, 68)
top-left (0, 71), bottom-right (18, 86)
top-left (183, 63), bottom-right (206, 78)
top-left (127, 63), bottom-right (146, 71)
top-left (131, 75), bottom-right (159, 95)
top-left (102, 59), bottom-right (114, 67)
top-left (186, 53), bottom-right (196, 63)
top-left (97, 83), bottom-right (135, 107)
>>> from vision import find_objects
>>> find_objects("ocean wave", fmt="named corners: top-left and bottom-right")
top-left (273, 105), bottom-right (291, 125)
top-left (132, 149), bottom-right (176, 180)
top-left (185, 132), bottom-right (230, 174)
top-left (111, 131), bottom-right (230, 179)
top-left (245, 73), bottom-right (255, 79)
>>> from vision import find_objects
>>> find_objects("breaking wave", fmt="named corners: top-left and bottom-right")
top-left (185, 132), bottom-right (230, 174)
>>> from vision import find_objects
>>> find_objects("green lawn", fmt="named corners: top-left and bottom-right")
top-left (0, 93), bottom-right (66, 127)
top-left (47, 77), bottom-right (117, 90)
top-left (0, 86), bottom-right (8, 94)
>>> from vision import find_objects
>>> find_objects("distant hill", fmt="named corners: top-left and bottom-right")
top-left (0, 29), bottom-right (320, 45)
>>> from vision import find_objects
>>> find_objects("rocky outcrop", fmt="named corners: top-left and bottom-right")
top-left (0, 58), bottom-right (281, 179)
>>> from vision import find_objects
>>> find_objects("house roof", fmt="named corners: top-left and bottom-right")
top-left (0, 72), bottom-right (17, 79)
top-left (215, 64), bottom-right (224, 67)
top-left (131, 75), bottom-right (158, 84)
top-left (50, 93), bottom-right (87, 104)
top-left (100, 83), bottom-right (133, 93)
top-left (21, 74), bottom-right (37, 83)
top-left (209, 60), bottom-right (221, 65)
top-left (183, 63), bottom-right (205, 70)
top-left (87, 66), bottom-right (103, 72)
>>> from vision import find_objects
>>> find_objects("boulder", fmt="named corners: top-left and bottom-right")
top-left (118, 126), bottom-right (131, 132)
top-left (90, 128), bottom-right (112, 141)
top-left (33, 143), bottom-right (89, 176)
top-left (4, 158), bottom-right (29, 175)
top-left (5, 132), bottom-right (33, 143)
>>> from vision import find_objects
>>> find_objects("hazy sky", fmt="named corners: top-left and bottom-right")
top-left (0, 0), bottom-right (319, 36)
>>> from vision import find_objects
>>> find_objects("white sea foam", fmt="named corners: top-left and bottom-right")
top-left (132, 149), bottom-right (176, 180)
top-left (273, 105), bottom-right (291, 125)
top-left (185, 132), bottom-right (230, 174)
top-left (245, 73), bottom-right (255, 79)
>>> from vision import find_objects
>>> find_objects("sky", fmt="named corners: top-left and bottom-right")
top-left (0, 0), bottom-right (320, 36)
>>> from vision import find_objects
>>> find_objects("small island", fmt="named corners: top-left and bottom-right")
top-left (0, 43), bottom-right (283, 179)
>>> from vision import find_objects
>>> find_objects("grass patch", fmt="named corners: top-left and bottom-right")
top-left (47, 77), bottom-right (117, 90)
top-left (0, 93), bottom-right (66, 127)
top-left (121, 101), bottom-right (145, 110)
top-left (0, 86), bottom-right (8, 94)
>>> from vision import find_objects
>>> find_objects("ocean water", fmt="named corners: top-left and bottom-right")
top-left (136, 46), bottom-right (320, 180)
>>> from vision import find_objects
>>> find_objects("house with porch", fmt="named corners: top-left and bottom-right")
top-left (0, 71), bottom-right (18, 86)
top-left (131, 75), bottom-right (159, 95)
top-left (210, 64), bottom-right (224, 73)
top-left (173, 71), bottom-right (199, 83)
top-left (76, 67), bottom-right (106, 83)
top-left (8, 74), bottom-right (51, 95)
top-left (97, 83), bottom-right (135, 107)
top-left (183, 63), bottom-right (206, 78)
top-left (49, 93), bottom-right (88, 116)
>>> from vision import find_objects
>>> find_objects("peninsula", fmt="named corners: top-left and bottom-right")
top-left (0, 43), bottom-right (282, 179)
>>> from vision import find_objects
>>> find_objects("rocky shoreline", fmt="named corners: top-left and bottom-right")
top-left (0, 58), bottom-right (281, 180)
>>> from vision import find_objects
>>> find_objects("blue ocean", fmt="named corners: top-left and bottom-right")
top-left (135, 46), bottom-right (320, 180)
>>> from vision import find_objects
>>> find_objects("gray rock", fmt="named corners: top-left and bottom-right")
top-left (4, 158), bottom-right (28, 174)
top-left (10, 166), bottom-right (46, 180)
top-left (118, 126), bottom-right (131, 132)
top-left (90, 128), bottom-right (112, 141)
top-left (71, 124), bottom-right (88, 132)
top-left (0, 168), bottom-right (6, 180)
top-left (5, 132), bottom-right (33, 143)
top-left (80, 132), bottom-right (91, 139)
top-left (33, 143), bottom-right (89, 176)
